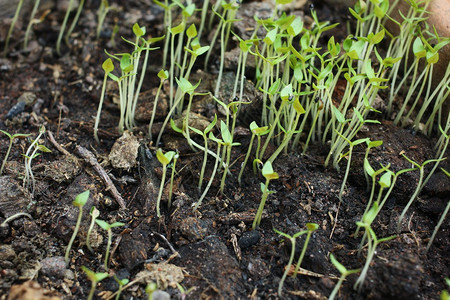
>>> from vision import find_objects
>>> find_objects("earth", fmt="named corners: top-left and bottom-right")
top-left (0, 0), bottom-right (449, 299)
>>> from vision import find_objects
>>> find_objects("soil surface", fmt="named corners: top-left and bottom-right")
top-left (0, 1), bottom-right (449, 300)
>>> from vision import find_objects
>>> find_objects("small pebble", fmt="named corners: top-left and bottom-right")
top-left (40, 256), bottom-right (67, 279)
top-left (152, 290), bottom-right (171, 300)
top-left (238, 230), bottom-right (260, 249)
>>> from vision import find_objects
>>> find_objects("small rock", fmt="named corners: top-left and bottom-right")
top-left (152, 290), bottom-right (171, 300)
top-left (0, 244), bottom-right (16, 261)
top-left (109, 131), bottom-right (140, 171)
top-left (247, 257), bottom-right (270, 279)
top-left (238, 230), bottom-right (261, 249)
top-left (39, 256), bottom-right (67, 279)
top-left (136, 263), bottom-right (184, 289)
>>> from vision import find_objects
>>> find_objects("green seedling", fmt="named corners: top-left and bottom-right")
top-left (354, 203), bottom-right (396, 292)
top-left (293, 223), bottom-right (319, 277)
top-left (149, 69), bottom-right (169, 140)
top-left (65, 190), bottom-right (90, 265)
top-left (81, 266), bottom-right (109, 300)
top-left (238, 121), bottom-right (269, 184)
top-left (363, 140), bottom-right (383, 191)
top-left (176, 283), bottom-right (196, 300)
top-left (421, 125), bottom-right (449, 189)
top-left (94, 58), bottom-right (114, 143)
top-left (155, 149), bottom-right (176, 217)
top-left (95, 219), bottom-right (125, 270)
top-left (3, 0), bottom-right (24, 57)
top-left (0, 131), bottom-right (31, 175)
top-left (0, 212), bottom-right (32, 228)
top-left (145, 282), bottom-right (158, 300)
top-left (86, 206), bottom-right (100, 253)
top-left (218, 120), bottom-right (241, 193)
top-left (273, 227), bottom-right (308, 297)
top-left (64, 0), bottom-right (85, 45)
top-left (168, 151), bottom-right (179, 208)
top-left (23, 0), bottom-right (42, 50)
top-left (193, 132), bottom-right (223, 211)
top-left (97, 0), bottom-right (115, 39)
top-left (113, 275), bottom-right (129, 300)
top-left (188, 114), bottom-right (218, 191)
top-left (329, 254), bottom-right (361, 300)
top-left (56, 0), bottom-right (74, 55)
top-left (426, 168), bottom-right (450, 253)
top-left (397, 154), bottom-right (443, 232)
top-left (253, 161), bottom-right (278, 230)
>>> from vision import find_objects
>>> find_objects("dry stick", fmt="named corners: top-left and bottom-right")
top-left (75, 145), bottom-right (126, 209)
top-left (47, 131), bottom-right (71, 156)
top-left (151, 232), bottom-right (180, 258)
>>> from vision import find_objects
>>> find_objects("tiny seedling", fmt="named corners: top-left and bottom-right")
top-left (156, 149), bottom-right (176, 217)
top-left (293, 223), bottom-right (319, 277)
top-left (65, 190), bottom-right (90, 265)
top-left (253, 161), bottom-right (278, 230)
top-left (56, 0), bottom-right (75, 55)
top-left (149, 69), bottom-right (169, 139)
top-left (273, 227), bottom-right (308, 297)
top-left (145, 282), bottom-right (158, 300)
top-left (96, 0), bottom-right (115, 39)
top-left (81, 266), bottom-right (109, 300)
top-left (113, 275), bottom-right (129, 300)
top-left (0, 212), bottom-right (32, 227)
top-left (176, 283), bottom-right (196, 300)
top-left (329, 254), bottom-right (360, 300)
top-left (168, 151), bottom-right (179, 208)
top-left (86, 206), bottom-right (100, 253)
top-left (94, 58), bottom-right (114, 143)
top-left (3, 0), bottom-right (24, 57)
top-left (95, 219), bottom-right (125, 270)
top-left (0, 130), bottom-right (31, 175)
top-left (218, 120), bottom-right (241, 193)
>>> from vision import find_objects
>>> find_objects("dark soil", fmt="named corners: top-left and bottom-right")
top-left (0, 0), bottom-right (449, 299)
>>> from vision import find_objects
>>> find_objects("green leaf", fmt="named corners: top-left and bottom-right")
top-left (37, 145), bottom-right (52, 152)
top-left (189, 126), bottom-right (204, 136)
top-left (306, 223), bottom-right (319, 231)
top-left (330, 254), bottom-right (347, 275)
top-left (95, 219), bottom-right (109, 230)
top-left (276, 0), bottom-right (294, 4)
top-left (280, 84), bottom-right (293, 101)
top-left (287, 17), bottom-right (303, 37)
top-left (170, 22), bottom-right (185, 35)
top-left (379, 171), bottom-right (392, 188)
top-left (110, 222), bottom-right (125, 228)
top-left (90, 206), bottom-right (100, 218)
top-left (368, 140), bottom-right (383, 148)
top-left (157, 69), bottom-right (169, 80)
top-left (156, 148), bottom-right (170, 165)
top-left (220, 121), bottom-right (232, 145)
top-left (262, 161), bottom-right (279, 180)
top-left (426, 51), bottom-right (439, 64)
top-left (293, 97), bottom-right (305, 115)
top-left (362, 202), bottom-right (378, 225)
top-left (194, 46), bottom-right (210, 56)
top-left (369, 29), bottom-right (385, 44)
top-left (268, 78), bottom-right (281, 95)
top-left (73, 190), bottom-right (90, 207)
top-left (205, 114), bottom-right (218, 133)
top-left (176, 78), bottom-right (194, 94)
top-left (108, 73), bottom-right (120, 81)
top-left (413, 37), bottom-right (426, 58)
top-left (183, 3), bottom-right (196, 17)
top-left (186, 24), bottom-right (197, 39)
top-left (332, 106), bottom-right (345, 124)
top-left (263, 28), bottom-right (277, 45)
top-left (102, 58), bottom-right (114, 74)
top-left (133, 23), bottom-right (145, 37)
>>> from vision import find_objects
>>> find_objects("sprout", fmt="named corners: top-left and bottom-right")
top-left (81, 266), bottom-right (109, 300)
top-left (86, 206), bottom-right (100, 253)
top-left (329, 254), bottom-right (360, 300)
top-left (252, 161), bottom-right (278, 230)
top-left (95, 219), bottom-right (125, 270)
top-left (155, 149), bottom-right (176, 217)
top-left (0, 130), bottom-right (31, 175)
top-left (94, 58), bottom-right (114, 143)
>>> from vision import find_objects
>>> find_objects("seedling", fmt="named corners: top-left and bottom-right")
top-left (23, 0), bottom-right (42, 50)
top-left (329, 254), bottom-right (360, 300)
top-left (0, 130), bottom-right (31, 175)
top-left (273, 227), bottom-right (308, 297)
top-left (176, 283), bottom-right (196, 300)
top-left (167, 151), bottom-right (179, 208)
top-left (65, 190), bottom-right (90, 265)
top-left (0, 212), bottom-right (32, 227)
top-left (252, 161), bottom-right (278, 230)
top-left (293, 223), bottom-right (319, 277)
top-left (81, 266), bottom-right (109, 300)
top-left (64, 0), bottom-right (86, 45)
top-left (155, 149), bottom-right (176, 217)
top-left (94, 58), bottom-right (114, 143)
top-left (56, 0), bottom-right (75, 55)
top-left (149, 69), bottom-right (169, 140)
top-left (218, 120), bottom-right (241, 193)
top-left (113, 275), bottom-right (129, 300)
top-left (363, 140), bottom-right (383, 191)
top-left (86, 206), bottom-right (100, 253)
top-left (426, 168), bottom-right (450, 253)
top-left (97, 0), bottom-right (115, 39)
top-left (3, 0), bottom-right (24, 57)
top-left (354, 203), bottom-right (396, 292)
top-left (145, 282), bottom-right (158, 300)
top-left (95, 219), bottom-right (125, 270)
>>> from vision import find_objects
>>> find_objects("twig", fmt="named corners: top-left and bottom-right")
top-left (152, 231), bottom-right (180, 258)
top-left (75, 145), bottom-right (127, 209)
top-left (47, 130), bottom-right (71, 156)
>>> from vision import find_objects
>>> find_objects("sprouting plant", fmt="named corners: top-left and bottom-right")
top-left (441, 278), bottom-right (450, 300)
top-left (3, 0), bottom-right (24, 57)
top-left (218, 120), bottom-right (241, 194)
top-left (114, 275), bottom-right (129, 300)
top-left (95, 219), bottom-right (125, 270)
top-left (329, 254), bottom-right (360, 300)
top-left (167, 151), bottom-right (179, 208)
top-left (56, 0), bottom-right (74, 55)
top-left (0, 212), bottom-right (32, 228)
top-left (363, 140), bottom-right (383, 191)
top-left (397, 154), bottom-right (443, 232)
top-left (94, 58), bottom-right (114, 143)
top-left (238, 122), bottom-right (269, 184)
top-left (23, 126), bottom-right (51, 197)
top-left (155, 149), bottom-right (176, 217)
top-left (86, 206), bottom-right (100, 253)
top-left (426, 168), bottom-right (450, 253)
top-left (0, 131), bottom-right (31, 175)
top-left (81, 266), bottom-right (109, 300)
top-left (293, 223), bottom-right (319, 277)
top-left (65, 190), bottom-right (90, 265)
top-left (64, 0), bottom-right (86, 45)
top-left (145, 282), bottom-right (158, 300)
top-left (253, 161), bottom-right (278, 230)
top-left (273, 226), bottom-right (309, 297)
top-left (175, 283), bottom-right (196, 300)
top-left (188, 114), bottom-right (218, 191)
top-left (354, 203), bottom-right (396, 292)
top-left (96, 0), bottom-right (115, 39)
top-left (149, 69), bottom-right (169, 140)
top-left (23, 0), bottom-right (41, 50)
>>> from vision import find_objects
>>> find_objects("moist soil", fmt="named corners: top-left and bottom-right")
top-left (0, 1), bottom-right (449, 299)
